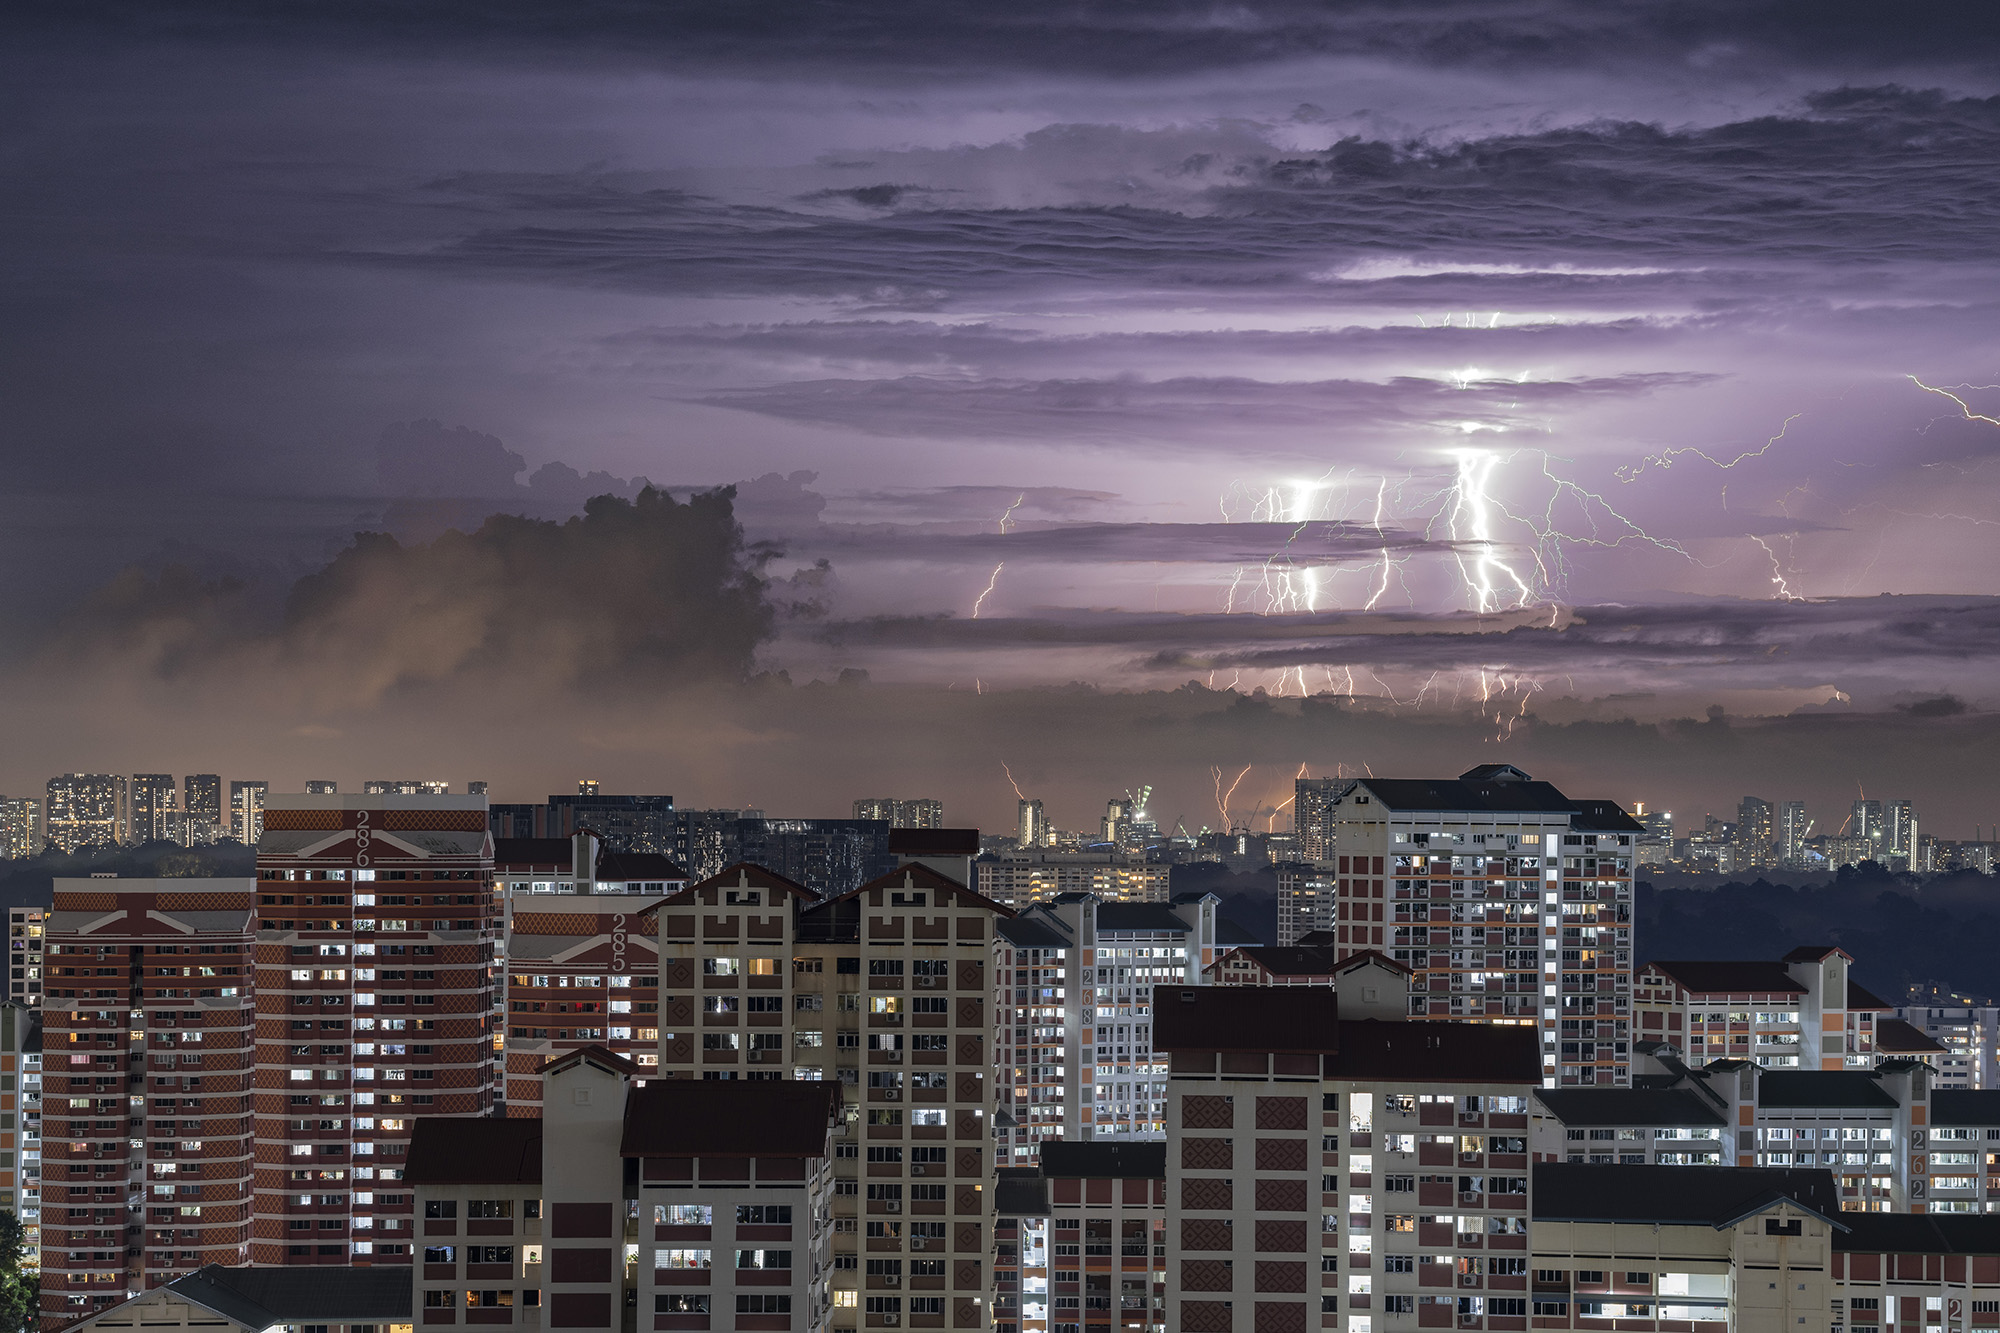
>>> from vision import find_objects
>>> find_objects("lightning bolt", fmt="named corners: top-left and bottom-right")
top-left (1749, 536), bottom-right (1804, 601)
top-left (1265, 762), bottom-right (1310, 833)
top-left (997, 492), bottom-right (1026, 534)
top-left (1443, 449), bottom-right (1535, 613)
top-left (971, 562), bottom-right (1004, 619)
top-left (1001, 761), bottom-right (1026, 802)
top-left (1615, 412), bottom-right (1803, 482)
top-left (1215, 764), bottom-right (1252, 830)
top-left (1909, 376), bottom-right (2000, 429)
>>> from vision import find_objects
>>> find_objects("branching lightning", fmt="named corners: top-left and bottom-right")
top-left (1909, 376), bottom-right (2000, 429)
top-left (1614, 412), bottom-right (1803, 482)
top-left (1211, 763), bottom-right (1251, 830)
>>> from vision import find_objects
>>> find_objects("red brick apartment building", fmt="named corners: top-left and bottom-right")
top-left (1156, 986), bottom-right (1543, 1333)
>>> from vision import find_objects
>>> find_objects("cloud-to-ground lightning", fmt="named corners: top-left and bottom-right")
top-left (971, 562), bottom-right (1004, 618)
top-left (1001, 761), bottom-right (1026, 802)
top-left (1442, 448), bottom-right (1536, 613)
top-left (1212, 763), bottom-right (1252, 829)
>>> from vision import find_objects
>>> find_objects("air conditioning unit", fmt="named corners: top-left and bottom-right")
top-left (917, 978), bottom-right (935, 988)
top-left (883, 1276), bottom-right (900, 1287)
top-left (884, 1090), bottom-right (902, 1102)
top-left (885, 1202), bottom-right (902, 1213)
top-left (910, 1238), bottom-right (927, 1251)
top-left (911, 1166), bottom-right (926, 1176)
top-left (888, 1053), bottom-right (903, 1063)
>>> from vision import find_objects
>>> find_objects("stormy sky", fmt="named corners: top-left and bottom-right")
top-left (5, 1), bottom-right (2000, 841)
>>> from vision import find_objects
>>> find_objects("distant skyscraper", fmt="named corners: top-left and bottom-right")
top-left (305, 780), bottom-right (338, 795)
top-left (44, 774), bottom-right (124, 854)
top-left (467, 780), bottom-right (489, 796)
top-left (1293, 776), bottom-right (1356, 862)
top-left (0, 798), bottom-right (41, 860)
top-left (1889, 799), bottom-right (1917, 859)
top-left (1735, 796), bottom-right (1775, 867)
top-left (363, 779), bottom-right (448, 795)
top-left (182, 773), bottom-right (222, 844)
top-left (228, 779), bottom-right (268, 844)
top-left (1779, 800), bottom-right (1810, 864)
top-left (850, 797), bottom-right (944, 828)
top-left (1016, 797), bottom-right (1049, 849)
top-left (129, 773), bottom-right (178, 844)
top-left (1852, 798), bottom-right (1884, 848)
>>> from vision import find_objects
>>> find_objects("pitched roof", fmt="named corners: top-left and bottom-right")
top-left (812, 861), bottom-right (1014, 916)
top-left (1932, 1090), bottom-right (2000, 1126)
top-left (158, 1265), bottom-right (412, 1327)
top-left (1152, 984), bottom-right (1341, 1053)
top-left (540, 1045), bottom-right (641, 1079)
top-left (1532, 1163), bottom-right (1843, 1227)
top-left (620, 1079), bottom-right (841, 1157)
top-left (888, 828), bottom-right (981, 857)
top-left (1093, 902), bottom-right (1191, 933)
top-left (1150, 989), bottom-right (1539, 1082)
top-left (1569, 799), bottom-right (1645, 833)
top-left (1533, 1087), bottom-right (1728, 1128)
top-left (1642, 960), bottom-right (1806, 995)
top-left (1756, 1071), bottom-right (1898, 1109)
top-left (637, 862), bottom-right (817, 914)
top-left (1834, 1214), bottom-right (2000, 1255)
top-left (1874, 1017), bottom-right (1948, 1054)
top-left (995, 1166), bottom-right (1049, 1217)
top-left (1210, 946), bottom-right (1342, 977)
top-left (1213, 916), bottom-right (1263, 946)
top-left (1328, 1019), bottom-right (1541, 1084)
top-left (1353, 776), bottom-right (1579, 816)
top-left (1039, 1140), bottom-right (1166, 1180)
top-left (1336, 949), bottom-right (1413, 979)
top-left (995, 916), bottom-right (1071, 949)
top-left (1848, 977), bottom-right (1896, 1011)
top-left (406, 1116), bottom-right (543, 1185)
top-left (1782, 945), bottom-right (1851, 964)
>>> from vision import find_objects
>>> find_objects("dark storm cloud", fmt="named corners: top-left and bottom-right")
top-left (387, 91), bottom-right (2000, 304)
top-left (811, 595), bottom-right (2000, 688)
top-left (810, 520), bottom-right (1465, 566)
top-left (695, 371), bottom-right (1718, 442)
top-left (20, 0), bottom-right (2000, 79)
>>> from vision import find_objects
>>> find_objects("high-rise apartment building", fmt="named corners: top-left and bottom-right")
top-left (11, 906), bottom-right (47, 1004)
top-left (129, 776), bottom-right (178, 846)
top-left (853, 798), bottom-right (945, 829)
top-left (1779, 800), bottom-right (1810, 865)
top-left (644, 860), bottom-right (1010, 1330)
top-left (0, 1001), bottom-right (41, 1262)
top-left (1274, 863), bottom-right (1334, 946)
top-left (992, 894), bottom-right (1240, 1160)
top-left (1157, 987), bottom-right (1542, 1333)
top-left (1735, 797), bottom-right (1774, 868)
top-left (227, 781), bottom-right (267, 846)
top-left (1851, 799), bottom-right (1884, 850)
top-left (1317, 764), bottom-right (1641, 1088)
top-left (976, 852), bottom-right (1170, 910)
top-left (305, 782), bottom-right (338, 796)
top-left (251, 793), bottom-right (500, 1268)
top-left (40, 876), bottom-right (257, 1324)
top-left (0, 797), bottom-right (43, 860)
top-left (362, 781), bottom-right (450, 796)
top-left (1633, 946), bottom-right (1895, 1071)
top-left (1888, 800), bottom-right (1917, 862)
top-left (1016, 800), bottom-right (1049, 850)
top-left (1897, 986), bottom-right (2000, 1090)
top-left (1291, 777), bottom-right (1354, 862)
top-left (45, 776), bottom-right (126, 854)
top-left (181, 777), bottom-right (222, 847)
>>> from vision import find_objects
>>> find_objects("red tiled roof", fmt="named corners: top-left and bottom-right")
top-left (407, 1116), bottom-right (543, 1185)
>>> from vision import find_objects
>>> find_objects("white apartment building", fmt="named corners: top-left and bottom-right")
top-left (992, 894), bottom-right (1253, 1161)
top-left (1635, 946), bottom-right (1901, 1071)
top-left (1274, 863), bottom-right (1334, 947)
top-left (976, 853), bottom-right (1170, 910)
top-left (1317, 765), bottom-right (1641, 1088)
top-left (1895, 991), bottom-right (2000, 1090)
